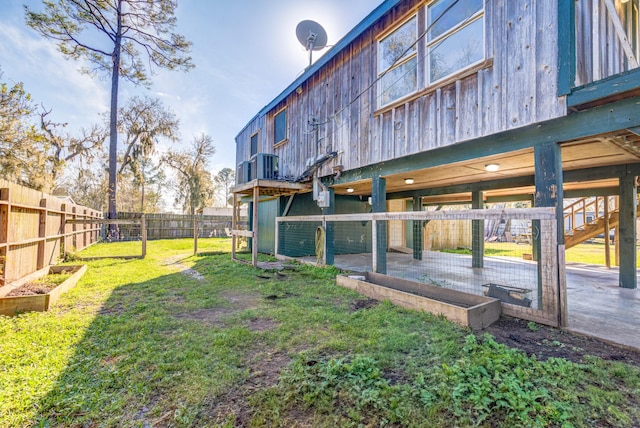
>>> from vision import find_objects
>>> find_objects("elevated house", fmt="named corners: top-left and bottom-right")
top-left (232, 0), bottom-right (640, 325)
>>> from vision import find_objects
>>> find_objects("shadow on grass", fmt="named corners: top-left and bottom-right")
top-left (32, 254), bottom-right (273, 427)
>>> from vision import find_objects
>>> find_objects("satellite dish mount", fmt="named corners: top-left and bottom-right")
top-left (296, 20), bottom-right (328, 67)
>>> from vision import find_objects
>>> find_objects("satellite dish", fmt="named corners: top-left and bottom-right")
top-left (296, 20), bottom-right (328, 67)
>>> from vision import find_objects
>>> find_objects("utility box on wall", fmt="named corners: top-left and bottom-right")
top-left (250, 153), bottom-right (279, 180)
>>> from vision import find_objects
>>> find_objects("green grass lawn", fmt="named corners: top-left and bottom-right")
top-left (1, 238), bottom-right (639, 427)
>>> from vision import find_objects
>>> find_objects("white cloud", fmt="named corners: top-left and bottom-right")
top-left (0, 22), bottom-right (109, 131)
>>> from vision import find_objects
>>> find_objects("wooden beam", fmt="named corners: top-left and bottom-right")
top-left (387, 175), bottom-right (536, 200)
top-left (568, 68), bottom-right (640, 107)
top-left (619, 173), bottom-right (637, 288)
top-left (332, 96), bottom-right (640, 185)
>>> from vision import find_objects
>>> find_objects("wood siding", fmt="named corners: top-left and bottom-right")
top-left (236, 0), bottom-right (567, 179)
top-left (575, 0), bottom-right (638, 87)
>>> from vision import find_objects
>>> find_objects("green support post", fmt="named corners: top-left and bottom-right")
top-left (248, 201), bottom-right (253, 253)
top-left (534, 142), bottom-right (564, 309)
top-left (324, 188), bottom-right (335, 266)
top-left (412, 196), bottom-right (423, 260)
top-left (619, 172), bottom-right (637, 289)
top-left (472, 190), bottom-right (484, 268)
top-left (372, 176), bottom-right (387, 274)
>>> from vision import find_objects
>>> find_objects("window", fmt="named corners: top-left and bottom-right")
top-left (378, 16), bottom-right (418, 106)
top-left (250, 132), bottom-right (258, 156)
top-left (427, 0), bottom-right (484, 83)
top-left (274, 108), bottom-right (287, 145)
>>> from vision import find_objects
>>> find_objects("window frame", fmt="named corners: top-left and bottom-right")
top-left (273, 107), bottom-right (288, 147)
top-left (250, 131), bottom-right (259, 156)
top-left (425, 0), bottom-right (485, 85)
top-left (377, 15), bottom-right (419, 108)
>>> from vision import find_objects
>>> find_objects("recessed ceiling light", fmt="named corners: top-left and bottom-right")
top-left (485, 164), bottom-right (500, 172)
top-left (404, 178), bottom-right (415, 185)
top-left (346, 188), bottom-right (355, 193)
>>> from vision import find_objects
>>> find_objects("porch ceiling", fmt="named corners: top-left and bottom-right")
top-left (332, 131), bottom-right (640, 200)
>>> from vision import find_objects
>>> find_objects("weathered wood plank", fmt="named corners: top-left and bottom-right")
top-left (337, 272), bottom-right (501, 330)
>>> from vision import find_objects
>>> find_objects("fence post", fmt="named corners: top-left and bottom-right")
top-left (60, 203), bottom-right (67, 260)
top-left (193, 214), bottom-right (198, 256)
top-left (0, 188), bottom-right (10, 286)
top-left (141, 214), bottom-right (147, 259)
top-left (37, 198), bottom-right (47, 269)
top-left (71, 206), bottom-right (77, 250)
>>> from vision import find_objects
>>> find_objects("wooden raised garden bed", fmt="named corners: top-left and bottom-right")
top-left (0, 265), bottom-right (87, 316)
top-left (336, 272), bottom-right (501, 330)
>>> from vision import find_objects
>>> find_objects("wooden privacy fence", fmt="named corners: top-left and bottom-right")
top-left (0, 179), bottom-right (101, 287)
top-left (112, 212), bottom-right (247, 240)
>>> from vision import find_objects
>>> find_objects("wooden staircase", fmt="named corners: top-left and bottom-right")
top-left (563, 196), bottom-right (634, 249)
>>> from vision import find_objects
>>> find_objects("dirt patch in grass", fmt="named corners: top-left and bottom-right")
top-left (162, 255), bottom-right (205, 281)
top-left (219, 290), bottom-right (261, 310)
top-left (197, 349), bottom-right (291, 426)
top-left (97, 303), bottom-right (125, 316)
top-left (173, 307), bottom-right (235, 327)
top-left (247, 317), bottom-right (279, 332)
top-left (173, 291), bottom-right (262, 327)
top-left (485, 316), bottom-right (640, 364)
top-left (349, 298), bottom-right (379, 312)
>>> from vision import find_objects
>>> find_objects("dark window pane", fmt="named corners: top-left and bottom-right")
top-left (250, 133), bottom-right (258, 155)
top-left (274, 110), bottom-right (287, 144)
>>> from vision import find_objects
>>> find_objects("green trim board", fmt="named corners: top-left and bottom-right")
top-left (619, 173), bottom-right (637, 289)
top-left (328, 96), bottom-right (640, 186)
top-left (557, 0), bottom-right (576, 96)
top-left (472, 190), bottom-right (484, 268)
top-left (567, 68), bottom-right (640, 107)
top-left (372, 176), bottom-right (387, 274)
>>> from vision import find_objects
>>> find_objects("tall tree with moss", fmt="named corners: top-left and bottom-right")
top-left (163, 134), bottom-right (215, 215)
top-left (214, 167), bottom-right (235, 207)
top-left (26, 0), bottom-right (193, 228)
top-left (1, 68), bottom-right (106, 191)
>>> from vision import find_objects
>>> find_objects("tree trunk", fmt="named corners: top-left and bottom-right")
top-left (107, 0), bottom-right (123, 237)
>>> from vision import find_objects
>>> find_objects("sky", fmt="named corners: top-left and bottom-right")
top-left (0, 0), bottom-right (381, 189)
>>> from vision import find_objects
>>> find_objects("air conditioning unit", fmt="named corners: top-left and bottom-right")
top-left (236, 161), bottom-right (251, 184)
top-left (250, 153), bottom-right (279, 180)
